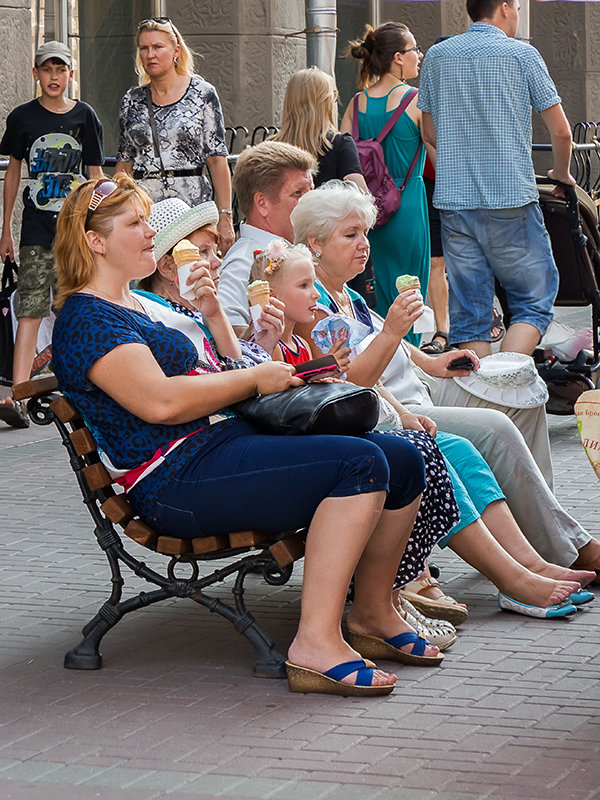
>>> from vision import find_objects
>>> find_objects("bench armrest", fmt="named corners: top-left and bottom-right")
top-left (12, 375), bottom-right (59, 401)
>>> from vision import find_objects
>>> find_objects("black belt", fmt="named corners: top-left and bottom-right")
top-left (133, 168), bottom-right (204, 179)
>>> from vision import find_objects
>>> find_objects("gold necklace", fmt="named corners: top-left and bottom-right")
top-left (338, 288), bottom-right (355, 318)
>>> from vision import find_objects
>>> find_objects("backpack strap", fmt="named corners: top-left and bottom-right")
top-left (376, 87), bottom-right (419, 143)
top-left (352, 92), bottom-right (361, 141)
top-left (399, 143), bottom-right (423, 191)
top-left (352, 87), bottom-right (419, 143)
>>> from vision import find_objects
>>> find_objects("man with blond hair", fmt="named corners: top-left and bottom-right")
top-left (218, 140), bottom-right (315, 332)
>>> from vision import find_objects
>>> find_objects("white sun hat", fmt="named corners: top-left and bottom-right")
top-left (454, 352), bottom-right (549, 409)
top-left (149, 198), bottom-right (219, 261)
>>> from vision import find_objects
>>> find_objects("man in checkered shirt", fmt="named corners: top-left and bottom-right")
top-left (418, 0), bottom-right (575, 357)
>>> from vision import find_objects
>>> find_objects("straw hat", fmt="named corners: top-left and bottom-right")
top-left (149, 198), bottom-right (219, 261)
top-left (454, 352), bottom-right (549, 409)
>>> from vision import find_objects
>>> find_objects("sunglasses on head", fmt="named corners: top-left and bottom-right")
top-left (85, 179), bottom-right (118, 230)
top-left (138, 16), bottom-right (175, 32)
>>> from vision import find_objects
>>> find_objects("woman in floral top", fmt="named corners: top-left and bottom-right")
top-left (116, 17), bottom-right (234, 253)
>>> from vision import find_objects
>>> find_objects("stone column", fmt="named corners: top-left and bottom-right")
top-left (169, 0), bottom-right (306, 134)
top-left (532, 1), bottom-right (600, 132)
top-left (379, 0), bottom-right (469, 50)
top-left (0, 0), bottom-right (33, 240)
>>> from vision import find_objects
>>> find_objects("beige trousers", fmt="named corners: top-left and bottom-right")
top-left (405, 381), bottom-right (590, 566)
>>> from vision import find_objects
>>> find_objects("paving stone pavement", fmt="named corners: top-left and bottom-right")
top-left (1, 346), bottom-right (600, 798)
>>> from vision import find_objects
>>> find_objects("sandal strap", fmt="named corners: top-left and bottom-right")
top-left (404, 575), bottom-right (441, 594)
top-left (323, 659), bottom-right (373, 686)
top-left (385, 631), bottom-right (430, 657)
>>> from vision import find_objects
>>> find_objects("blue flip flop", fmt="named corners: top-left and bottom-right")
top-left (498, 592), bottom-right (577, 618)
top-left (569, 589), bottom-right (595, 605)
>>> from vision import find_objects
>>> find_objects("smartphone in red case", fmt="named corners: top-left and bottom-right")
top-left (294, 355), bottom-right (339, 381)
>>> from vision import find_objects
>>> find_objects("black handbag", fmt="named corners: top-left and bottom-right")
top-left (234, 382), bottom-right (379, 436)
top-left (0, 257), bottom-right (17, 385)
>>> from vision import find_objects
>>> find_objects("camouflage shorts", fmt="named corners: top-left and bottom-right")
top-left (17, 245), bottom-right (55, 318)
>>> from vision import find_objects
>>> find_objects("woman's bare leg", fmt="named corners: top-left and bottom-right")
top-left (571, 537), bottom-right (600, 577)
top-left (288, 491), bottom-right (396, 686)
top-left (480, 501), bottom-right (595, 586)
top-left (449, 512), bottom-right (581, 607)
top-left (425, 256), bottom-right (449, 343)
top-left (289, 493), bottom-right (439, 684)
top-left (346, 496), bottom-right (440, 658)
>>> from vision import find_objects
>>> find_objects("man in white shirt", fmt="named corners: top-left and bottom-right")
top-left (218, 141), bottom-right (315, 332)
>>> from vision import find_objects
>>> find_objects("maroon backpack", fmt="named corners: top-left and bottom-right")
top-left (352, 87), bottom-right (422, 228)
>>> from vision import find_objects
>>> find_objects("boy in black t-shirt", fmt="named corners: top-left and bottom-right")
top-left (0, 40), bottom-right (104, 427)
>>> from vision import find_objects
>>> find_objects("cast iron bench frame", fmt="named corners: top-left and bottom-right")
top-left (13, 375), bottom-right (307, 678)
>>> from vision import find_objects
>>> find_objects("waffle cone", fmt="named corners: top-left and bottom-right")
top-left (172, 239), bottom-right (200, 268)
top-left (247, 281), bottom-right (270, 309)
top-left (395, 274), bottom-right (421, 294)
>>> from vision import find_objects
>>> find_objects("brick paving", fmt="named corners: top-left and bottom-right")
top-left (1, 344), bottom-right (600, 798)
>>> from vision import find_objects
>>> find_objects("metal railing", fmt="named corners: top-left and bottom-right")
top-left (533, 124), bottom-right (600, 200)
top-left (0, 125), bottom-right (280, 231)
top-left (4, 123), bottom-right (600, 225)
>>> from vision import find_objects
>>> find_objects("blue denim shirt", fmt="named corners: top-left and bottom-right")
top-left (417, 22), bottom-right (561, 211)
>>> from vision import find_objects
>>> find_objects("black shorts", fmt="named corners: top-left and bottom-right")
top-left (424, 177), bottom-right (443, 258)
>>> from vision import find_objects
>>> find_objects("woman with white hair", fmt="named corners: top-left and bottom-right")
top-left (291, 180), bottom-right (598, 613)
top-left (115, 17), bottom-right (234, 253)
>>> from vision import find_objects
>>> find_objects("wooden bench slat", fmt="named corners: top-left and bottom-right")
top-left (83, 462), bottom-right (113, 491)
top-left (101, 495), bottom-right (135, 526)
top-left (157, 536), bottom-right (193, 555)
top-left (269, 531), bottom-right (306, 568)
top-left (12, 375), bottom-right (58, 401)
top-left (192, 535), bottom-right (229, 554)
top-left (70, 427), bottom-right (98, 456)
top-left (123, 519), bottom-right (159, 548)
top-left (51, 395), bottom-right (82, 424)
top-left (228, 530), bottom-right (271, 548)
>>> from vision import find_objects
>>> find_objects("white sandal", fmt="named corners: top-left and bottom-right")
top-left (398, 575), bottom-right (468, 626)
top-left (397, 596), bottom-right (457, 651)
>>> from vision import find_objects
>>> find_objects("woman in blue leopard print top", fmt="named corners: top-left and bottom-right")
top-left (50, 173), bottom-right (448, 696)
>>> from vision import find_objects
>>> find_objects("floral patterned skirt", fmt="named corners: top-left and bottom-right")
top-left (383, 429), bottom-right (460, 588)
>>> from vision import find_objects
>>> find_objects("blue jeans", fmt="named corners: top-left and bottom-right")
top-left (143, 426), bottom-right (426, 539)
top-left (440, 203), bottom-right (559, 343)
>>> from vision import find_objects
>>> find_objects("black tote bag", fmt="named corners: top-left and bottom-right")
top-left (0, 258), bottom-right (17, 385)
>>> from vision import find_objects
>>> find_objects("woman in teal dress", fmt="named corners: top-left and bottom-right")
top-left (341, 22), bottom-right (431, 346)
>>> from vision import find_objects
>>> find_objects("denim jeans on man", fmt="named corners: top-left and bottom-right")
top-left (440, 203), bottom-right (558, 344)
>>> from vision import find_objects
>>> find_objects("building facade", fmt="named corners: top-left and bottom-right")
top-left (2, 1), bottom-right (600, 161)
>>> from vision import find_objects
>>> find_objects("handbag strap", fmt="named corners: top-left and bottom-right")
top-left (352, 87), bottom-right (419, 144)
top-left (144, 86), bottom-right (168, 183)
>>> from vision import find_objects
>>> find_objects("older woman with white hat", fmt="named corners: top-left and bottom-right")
top-left (133, 197), bottom-right (283, 360)
top-left (291, 180), bottom-right (600, 613)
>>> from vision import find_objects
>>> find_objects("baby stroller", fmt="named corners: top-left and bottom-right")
top-left (495, 179), bottom-right (600, 414)
top-left (534, 179), bottom-right (600, 413)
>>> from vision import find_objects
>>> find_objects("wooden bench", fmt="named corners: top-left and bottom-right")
top-left (13, 375), bottom-right (307, 678)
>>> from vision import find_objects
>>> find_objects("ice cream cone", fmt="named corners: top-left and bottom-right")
top-left (172, 239), bottom-right (200, 268)
top-left (395, 274), bottom-right (421, 294)
top-left (247, 280), bottom-right (271, 309)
